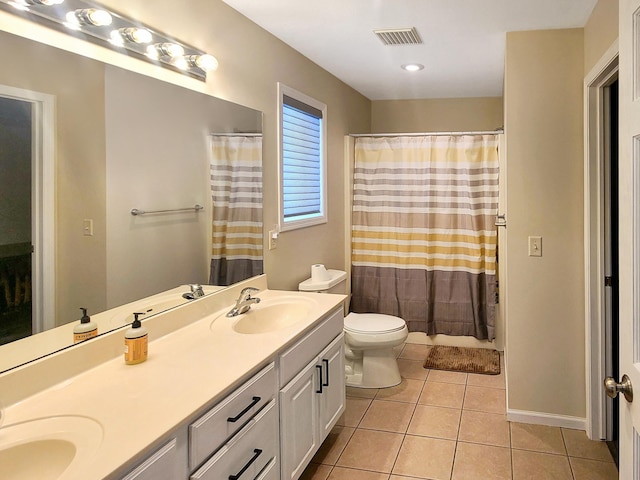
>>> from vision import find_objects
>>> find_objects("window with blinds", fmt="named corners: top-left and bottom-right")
top-left (278, 84), bottom-right (327, 231)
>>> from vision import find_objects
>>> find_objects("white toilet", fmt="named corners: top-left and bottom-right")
top-left (299, 267), bottom-right (408, 388)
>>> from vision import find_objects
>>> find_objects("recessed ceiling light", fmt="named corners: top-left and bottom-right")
top-left (402, 63), bottom-right (424, 72)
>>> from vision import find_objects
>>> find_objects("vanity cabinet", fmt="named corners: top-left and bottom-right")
top-left (115, 300), bottom-right (345, 480)
top-left (278, 308), bottom-right (345, 480)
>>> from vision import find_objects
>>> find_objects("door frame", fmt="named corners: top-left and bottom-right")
top-left (584, 39), bottom-right (619, 441)
top-left (0, 84), bottom-right (55, 333)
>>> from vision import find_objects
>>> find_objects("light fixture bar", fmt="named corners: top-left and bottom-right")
top-left (0, 0), bottom-right (217, 80)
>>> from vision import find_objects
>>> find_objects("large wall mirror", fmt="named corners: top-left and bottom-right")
top-left (0, 28), bottom-right (263, 373)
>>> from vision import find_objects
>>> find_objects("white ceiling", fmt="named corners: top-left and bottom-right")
top-left (221, 0), bottom-right (598, 100)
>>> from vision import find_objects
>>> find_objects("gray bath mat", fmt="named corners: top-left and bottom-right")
top-left (423, 345), bottom-right (500, 375)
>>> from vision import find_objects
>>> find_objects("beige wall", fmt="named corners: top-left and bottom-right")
top-left (100, 0), bottom-right (372, 291)
top-left (584, 0), bottom-right (618, 75)
top-left (371, 97), bottom-right (503, 133)
top-left (0, 31), bottom-right (108, 325)
top-left (504, 29), bottom-right (585, 419)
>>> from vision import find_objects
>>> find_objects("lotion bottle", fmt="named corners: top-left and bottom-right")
top-left (73, 307), bottom-right (98, 344)
top-left (124, 312), bottom-right (148, 365)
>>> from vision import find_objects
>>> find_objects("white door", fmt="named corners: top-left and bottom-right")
top-left (615, 1), bottom-right (640, 477)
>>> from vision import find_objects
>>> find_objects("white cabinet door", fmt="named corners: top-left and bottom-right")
top-left (279, 358), bottom-right (319, 480)
top-left (317, 334), bottom-right (345, 441)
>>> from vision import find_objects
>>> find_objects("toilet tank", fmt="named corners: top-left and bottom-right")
top-left (298, 269), bottom-right (348, 313)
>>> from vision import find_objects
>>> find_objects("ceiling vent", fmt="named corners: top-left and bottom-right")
top-left (373, 27), bottom-right (422, 46)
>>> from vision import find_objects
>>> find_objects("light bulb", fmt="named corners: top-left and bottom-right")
top-left (86, 9), bottom-right (112, 26)
top-left (112, 27), bottom-right (152, 45)
top-left (170, 56), bottom-right (189, 71)
top-left (109, 30), bottom-right (124, 46)
top-left (159, 43), bottom-right (184, 58)
top-left (124, 28), bottom-right (152, 44)
top-left (67, 8), bottom-right (112, 27)
top-left (146, 43), bottom-right (184, 59)
top-left (64, 11), bottom-right (81, 29)
top-left (145, 44), bottom-right (159, 60)
top-left (189, 54), bottom-right (218, 72)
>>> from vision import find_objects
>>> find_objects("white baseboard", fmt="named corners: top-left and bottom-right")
top-left (507, 409), bottom-right (586, 431)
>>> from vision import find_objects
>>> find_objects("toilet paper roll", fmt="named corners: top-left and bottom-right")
top-left (311, 264), bottom-right (331, 282)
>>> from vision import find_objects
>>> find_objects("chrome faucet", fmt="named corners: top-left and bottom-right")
top-left (226, 287), bottom-right (261, 317)
top-left (182, 284), bottom-right (205, 300)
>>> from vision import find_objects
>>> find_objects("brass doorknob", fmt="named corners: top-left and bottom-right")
top-left (604, 374), bottom-right (633, 402)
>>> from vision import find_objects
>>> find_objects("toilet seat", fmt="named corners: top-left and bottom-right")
top-left (344, 313), bottom-right (406, 334)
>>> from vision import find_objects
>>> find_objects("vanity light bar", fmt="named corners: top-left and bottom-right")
top-left (0, 0), bottom-right (217, 80)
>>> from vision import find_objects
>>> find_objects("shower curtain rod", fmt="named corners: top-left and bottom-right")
top-left (349, 129), bottom-right (503, 138)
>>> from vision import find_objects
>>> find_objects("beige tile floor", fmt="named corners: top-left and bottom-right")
top-left (301, 343), bottom-right (618, 480)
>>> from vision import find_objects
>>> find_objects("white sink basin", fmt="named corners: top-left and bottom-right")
top-left (229, 296), bottom-right (317, 334)
top-left (0, 416), bottom-right (103, 480)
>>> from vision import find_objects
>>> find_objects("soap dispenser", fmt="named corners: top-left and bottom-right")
top-left (73, 307), bottom-right (98, 344)
top-left (124, 312), bottom-right (148, 365)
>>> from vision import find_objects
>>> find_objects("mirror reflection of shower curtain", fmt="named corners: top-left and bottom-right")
top-left (209, 135), bottom-right (263, 286)
top-left (351, 135), bottom-right (499, 340)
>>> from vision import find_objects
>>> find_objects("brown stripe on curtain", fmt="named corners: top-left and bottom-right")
top-left (351, 266), bottom-right (495, 340)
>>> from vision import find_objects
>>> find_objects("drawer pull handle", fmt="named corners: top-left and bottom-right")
top-left (227, 396), bottom-right (261, 423)
top-left (316, 365), bottom-right (323, 393)
top-left (228, 448), bottom-right (263, 480)
top-left (322, 359), bottom-right (329, 387)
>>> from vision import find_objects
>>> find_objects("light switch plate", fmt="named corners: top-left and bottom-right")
top-left (268, 229), bottom-right (278, 250)
top-left (83, 219), bottom-right (93, 236)
top-left (528, 236), bottom-right (542, 257)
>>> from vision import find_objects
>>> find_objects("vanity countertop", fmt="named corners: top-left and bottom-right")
top-left (0, 281), bottom-right (346, 479)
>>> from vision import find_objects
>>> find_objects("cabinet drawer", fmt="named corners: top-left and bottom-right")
top-left (189, 362), bottom-right (276, 470)
top-left (279, 308), bottom-right (343, 386)
top-left (190, 400), bottom-right (279, 480)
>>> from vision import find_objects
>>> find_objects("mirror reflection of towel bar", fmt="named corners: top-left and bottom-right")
top-left (131, 204), bottom-right (204, 216)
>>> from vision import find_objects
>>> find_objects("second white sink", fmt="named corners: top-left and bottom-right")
top-left (230, 296), bottom-right (317, 334)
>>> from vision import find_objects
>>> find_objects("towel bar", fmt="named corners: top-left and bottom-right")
top-left (130, 204), bottom-right (203, 216)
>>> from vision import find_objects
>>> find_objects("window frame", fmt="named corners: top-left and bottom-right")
top-left (277, 82), bottom-right (327, 232)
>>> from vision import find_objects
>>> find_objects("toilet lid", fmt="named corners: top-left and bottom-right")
top-left (344, 313), bottom-right (406, 334)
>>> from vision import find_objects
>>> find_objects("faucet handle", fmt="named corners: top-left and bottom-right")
top-left (241, 287), bottom-right (259, 295)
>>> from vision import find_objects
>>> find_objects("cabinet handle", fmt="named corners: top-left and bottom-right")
top-left (227, 396), bottom-right (261, 423)
top-left (322, 359), bottom-right (329, 387)
top-left (228, 448), bottom-right (263, 480)
top-left (316, 365), bottom-right (323, 393)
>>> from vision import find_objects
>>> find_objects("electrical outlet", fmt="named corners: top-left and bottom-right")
top-left (269, 229), bottom-right (278, 250)
top-left (528, 236), bottom-right (542, 257)
top-left (83, 219), bottom-right (94, 236)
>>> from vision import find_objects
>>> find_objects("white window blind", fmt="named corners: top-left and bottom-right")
top-left (278, 86), bottom-right (327, 230)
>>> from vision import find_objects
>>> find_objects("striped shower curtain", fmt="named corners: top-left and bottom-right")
top-left (351, 135), bottom-right (499, 340)
top-left (209, 135), bottom-right (263, 286)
